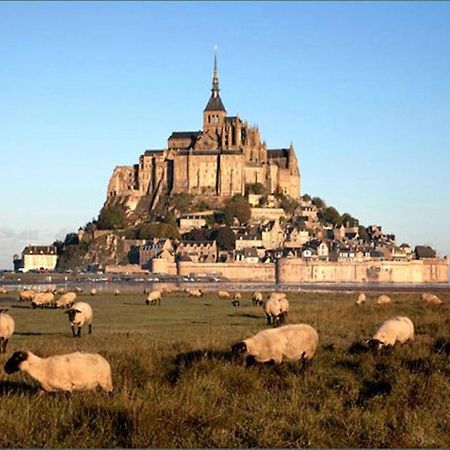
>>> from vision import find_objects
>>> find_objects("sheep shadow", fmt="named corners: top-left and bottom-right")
top-left (227, 313), bottom-right (261, 320)
top-left (357, 379), bottom-right (393, 406)
top-left (432, 337), bottom-right (450, 357)
top-left (15, 332), bottom-right (67, 337)
top-left (166, 349), bottom-right (233, 384)
top-left (11, 305), bottom-right (33, 309)
top-left (0, 380), bottom-right (37, 397)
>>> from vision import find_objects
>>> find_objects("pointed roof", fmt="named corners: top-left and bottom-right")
top-left (204, 47), bottom-right (226, 112)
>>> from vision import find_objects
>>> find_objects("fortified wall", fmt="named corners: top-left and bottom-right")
top-left (151, 258), bottom-right (449, 284)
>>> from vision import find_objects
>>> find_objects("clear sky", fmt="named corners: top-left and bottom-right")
top-left (1, 1), bottom-right (449, 270)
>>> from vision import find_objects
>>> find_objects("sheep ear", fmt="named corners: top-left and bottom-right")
top-left (74, 309), bottom-right (82, 313)
top-left (64, 309), bottom-right (72, 314)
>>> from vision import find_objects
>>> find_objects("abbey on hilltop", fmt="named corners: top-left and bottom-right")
top-left (107, 51), bottom-right (301, 210)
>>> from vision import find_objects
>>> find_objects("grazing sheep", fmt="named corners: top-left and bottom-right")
top-left (65, 302), bottom-right (93, 337)
top-left (32, 292), bottom-right (55, 309)
top-left (231, 324), bottom-right (319, 366)
top-left (18, 290), bottom-right (35, 302)
top-left (0, 309), bottom-right (15, 353)
top-left (0, 287), bottom-right (7, 294)
top-left (231, 294), bottom-right (240, 307)
top-left (56, 292), bottom-right (77, 309)
top-left (368, 316), bottom-right (415, 351)
top-left (90, 288), bottom-right (97, 296)
top-left (252, 291), bottom-right (263, 306)
top-left (356, 292), bottom-right (367, 305)
top-left (114, 289), bottom-right (120, 296)
top-left (145, 290), bottom-right (161, 306)
top-left (57, 288), bottom-right (65, 295)
top-left (279, 296), bottom-right (290, 324)
top-left (263, 295), bottom-right (283, 326)
top-left (218, 290), bottom-right (230, 298)
top-left (376, 294), bottom-right (391, 305)
top-left (421, 293), bottom-right (442, 305)
top-left (143, 288), bottom-right (151, 295)
top-left (75, 287), bottom-right (83, 294)
top-left (187, 288), bottom-right (203, 297)
top-left (4, 351), bottom-right (112, 394)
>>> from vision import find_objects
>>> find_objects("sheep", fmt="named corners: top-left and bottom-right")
top-left (90, 288), bottom-right (97, 296)
top-left (0, 309), bottom-right (15, 353)
top-left (231, 324), bottom-right (319, 366)
top-left (75, 287), bottom-right (83, 294)
top-left (145, 290), bottom-right (161, 306)
top-left (252, 291), bottom-right (263, 306)
top-left (65, 302), bottom-right (93, 337)
top-left (367, 316), bottom-right (415, 351)
top-left (4, 350), bottom-right (112, 394)
top-left (0, 287), bottom-right (7, 294)
top-left (187, 288), bottom-right (203, 297)
top-left (114, 289), bottom-right (120, 296)
top-left (231, 293), bottom-right (241, 307)
top-left (263, 294), bottom-right (285, 326)
top-left (421, 293), bottom-right (442, 305)
top-left (57, 288), bottom-right (65, 295)
top-left (279, 296), bottom-right (290, 324)
top-left (18, 290), bottom-right (35, 302)
top-left (32, 292), bottom-right (55, 309)
top-left (376, 294), bottom-right (391, 305)
top-left (218, 290), bottom-right (230, 298)
top-left (356, 292), bottom-right (366, 305)
top-left (143, 288), bottom-right (151, 295)
top-left (56, 292), bottom-right (77, 309)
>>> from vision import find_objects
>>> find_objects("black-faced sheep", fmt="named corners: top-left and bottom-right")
top-left (56, 292), bottom-right (77, 309)
top-left (90, 288), bottom-right (97, 296)
top-left (279, 296), bottom-right (289, 324)
top-left (376, 294), bottom-right (391, 305)
top-left (114, 289), bottom-right (120, 296)
top-left (4, 351), bottom-right (112, 394)
top-left (356, 292), bottom-right (366, 305)
top-left (252, 291), bottom-right (263, 306)
top-left (368, 316), bottom-right (415, 351)
top-left (19, 290), bottom-right (35, 302)
top-left (65, 302), bottom-right (93, 337)
top-left (0, 309), bottom-right (14, 353)
top-left (421, 293), bottom-right (442, 305)
top-left (263, 293), bottom-right (286, 326)
top-left (32, 292), bottom-right (55, 309)
top-left (218, 290), bottom-right (230, 298)
top-left (231, 324), bottom-right (319, 366)
top-left (146, 290), bottom-right (161, 306)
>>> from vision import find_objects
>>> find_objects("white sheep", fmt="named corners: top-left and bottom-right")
top-left (90, 288), bottom-right (97, 296)
top-left (356, 292), bottom-right (366, 305)
top-left (4, 350), bottom-right (112, 394)
top-left (187, 288), bottom-right (203, 297)
top-left (376, 294), bottom-right (391, 305)
top-left (56, 292), bottom-right (77, 309)
top-left (421, 293), bottom-right (442, 305)
top-left (18, 290), bottom-right (35, 302)
top-left (32, 292), bottom-right (55, 309)
top-left (252, 291), bottom-right (263, 306)
top-left (0, 309), bottom-right (15, 353)
top-left (75, 287), bottom-right (83, 294)
top-left (65, 301), bottom-right (93, 337)
top-left (231, 324), bottom-right (319, 366)
top-left (57, 288), bottom-right (65, 295)
top-left (0, 287), bottom-right (7, 294)
top-left (218, 290), bottom-right (230, 298)
top-left (114, 289), bottom-right (120, 296)
top-left (146, 290), bottom-right (161, 306)
top-left (263, 294), bottom-right (284, 326)
top-left (368, 316), bottom-right (415, 351)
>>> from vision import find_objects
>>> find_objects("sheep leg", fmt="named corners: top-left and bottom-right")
top-left (266, 314), bottom-right (272, 326)
top-left (2, 338), bottom-right (8, 353)
top-left (77, 327), bottom-right (81, 338)
top-left (0, 337), bottom-right (4, 353)
top-left (88, 324), bottom-right (92, 334)
top-left (71, 325), bottom-right (77, 338)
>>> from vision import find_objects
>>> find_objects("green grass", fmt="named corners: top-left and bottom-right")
top-left (0, 290), bottom-right (449, 448)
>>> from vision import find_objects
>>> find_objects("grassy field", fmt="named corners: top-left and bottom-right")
top-left (0, 290), bottom-right (449, 448)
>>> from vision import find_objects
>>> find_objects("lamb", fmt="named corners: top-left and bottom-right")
top-left (0, 309), bottom-right (15, 353)
top-left (18, 290), bottom-right (35, 302)
top-left (368, 316), bottom-right (415, 351)
top-left (90, 288), bottom-right (97, 296)
top-left (231, 324), bottom-right (319, 366)
top-left (65, 302), bottom-right (93, 337)
top-left (4, 350), bottom-right (112, 394)
top-left (145, 290), bottom-right (161, 306)
top-left (252, 291), bottom-right (263, 306)
top-left (56, 292), bottom-right (77, 309)
top-left (218, 290), bottom-right (230, 298)
top-left (32, 292), bottom-right (55, 309)
top-left (279, 296), bottom-right (290, 324)
top-left (376, 294), bottom-right (391, 305)
top-left (421, 293), bottom-right (442, 305)
top-left (356, 292), bottom-right (366, 305)
top-left (114, 289), bottom-right (120, 296)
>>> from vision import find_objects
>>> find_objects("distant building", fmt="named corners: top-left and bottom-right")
top-left (16, 245), bottom-right (58, 272)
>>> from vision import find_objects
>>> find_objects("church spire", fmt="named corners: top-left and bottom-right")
top-left (212, 45), bottom-right (219, 97)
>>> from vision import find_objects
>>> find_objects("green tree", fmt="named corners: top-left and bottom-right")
top-left (170, 193), bottom-right (193, 214)
top-left (358, 226), bottom-right (369, 241)
top-left (224, 195), bottom-right (251, 225)
top-left (302, 193), bottom-right (311, 202)
top-left (337, 213), bottom-right (359, 228)
top-left (320, 206), bottom-right (340, 226)
top-left (245, 182), bottom-right (266, 195)
top-left (97, 202), bottom-right (128, 230)
top-left (312, 197), bottom-right (326, 209)
top-left (214, 226), bottom-right (236, 250)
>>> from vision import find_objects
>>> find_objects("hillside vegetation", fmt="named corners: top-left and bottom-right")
top-left (0, 291), bottom-right (449, 447)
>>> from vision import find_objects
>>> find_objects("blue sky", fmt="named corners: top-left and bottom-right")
top-left (1, 2), bottom-right (449, 269)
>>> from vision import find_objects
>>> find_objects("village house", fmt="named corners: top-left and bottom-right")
top-left (235, 247), bottom-right (259, 263)
top-left (139, 239), bottom-right (175, 268)
top-left (16, 245), bottom-right (58, 272)
top-left (176, 240), bottom-right (217, 263)
top-left (261, 219), bottom-right (284, 249)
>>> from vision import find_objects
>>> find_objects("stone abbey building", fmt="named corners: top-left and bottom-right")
top-left (107, 54), bottom-right (301, 210)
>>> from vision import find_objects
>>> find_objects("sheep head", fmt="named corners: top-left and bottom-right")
top-left (4, 351), bottom-right (28, 374)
